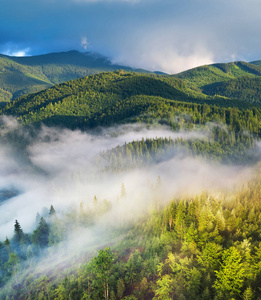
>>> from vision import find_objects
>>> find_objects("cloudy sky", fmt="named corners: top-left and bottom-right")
top-left (1, 0), bottom-right (261, 73)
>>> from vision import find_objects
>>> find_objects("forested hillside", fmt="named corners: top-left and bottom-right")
top-left (1, 63), bottom-right (261, 299)
top-left (173, 61), bottom-right (261, 103)
top-left (1, 70), bottom-right (261, 130)
top-left (2, 161), bottom-right (261, 299)
top-left (202, 77), bottom-right (261, 103)
top-left (0, 51), bottom-right (145, 102)
top-left (174, 61), bottom-right (261, 89)
top-left (250, 60), bottom-right (261, 66)
top-left (1, 51), bottom-right (261, 107)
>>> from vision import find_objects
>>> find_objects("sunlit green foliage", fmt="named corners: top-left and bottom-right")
top-left (0, 51), bottom-right (144, 102)
top-left (1, 63), bottom-right (261, 299)
top-left (202, 76), bottom-right (261, 103)
top-left (174, 61), bottom-right (261, 90)
top-left (1, 70), bottom-right (261, 130)
top-left (2, 172), bottom-right (261, 299)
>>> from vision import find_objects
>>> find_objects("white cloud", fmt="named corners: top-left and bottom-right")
top-left (0, 123), bottom-right (254, 240)
top-left (111, 27), bottom-right (214, 74)
top-left (81, 36), bottom-right (88, 50)
top-left (113, 46), bottom-right (214, 74)
top-left (3, 47), bottom-right (31, 57)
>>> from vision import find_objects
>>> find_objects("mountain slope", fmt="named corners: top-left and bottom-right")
top-left (202, 76), bottom-right (261, 103)
top-left (174, 61), bottom-right (261, 90)
top-left (0, 51), bottom-right (147, 102)
top-left (1, 69), bottom-right (261, 300)
top-left (1, 71), bottom-right (199, 127)
top-left (250, 60), bottom-right (261, 66)
top-left (1, 71), bottom-right (260, 132)
top-left (2, 51), bottom-right (261, 106)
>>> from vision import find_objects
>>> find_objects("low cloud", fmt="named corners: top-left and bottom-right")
top-left (81, 36), bottom-right (88, 50)
top-left (0, 119), bottom-right (257, 287)
top-left (0, 122), bottom-right (254, 240)
top-left (2, 47), bottom-right (31, 57)
top-left (110, 23), bottom-right (215, 73)
top-left (113, 46), bottom-right (214, 74)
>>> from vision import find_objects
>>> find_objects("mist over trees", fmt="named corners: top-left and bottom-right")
top-left (2, 176), bottom-right (261, 299)
top-left (1, 65), bottom-right (261, 299)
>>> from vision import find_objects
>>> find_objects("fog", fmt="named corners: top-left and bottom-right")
top-left (0, 119), bottom-right (254, 245)
top-left (0, 117), bottom-right (256, 288)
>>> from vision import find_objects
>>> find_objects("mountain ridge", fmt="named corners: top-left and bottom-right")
top-left (1, 70), bottom-right (259, 130)
top-left (0, 50), bottom-right (150, 102)
top-left (1, 50), bottom-right (261, 111)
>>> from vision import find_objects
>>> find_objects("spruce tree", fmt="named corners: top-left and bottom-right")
top-left (49, 205), bottom-right (56, 223)
top-left (49, 205), bottom-right (56, 217)
top-left (13, 220), bottom-right (24, 244)
top-left (33, 217), bottom-right (50, 248)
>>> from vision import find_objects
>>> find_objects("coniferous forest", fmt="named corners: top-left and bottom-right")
top-left (1, 64), bottom-right (261, 300)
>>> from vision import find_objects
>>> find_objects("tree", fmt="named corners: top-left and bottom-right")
top-left (13, 220), bottom-right (24, 244)
top-left (93, 195), bottom-right (98, 206)
top-left (243, 287), bottom-right (254, 300)
top-left (154, 274), bottom-right (173, 300)
top-left (165, 253), bottom-right (201, 299)
top-left (36, 275), bottom-right (51, 300)
top-left (35, 212), bottom-right (41, 227)
top-left (48, 218), bottom-right (65, 246)
top-left (121, 183), bottom-right (126, 198)
top-left (213, 246), bottom-right (247, 299)
top-left (197, 242), bottom-right (222, 271)
top-left (138, 277), bottom-right (148, 300)
top-left (49, 205), bottom-right (56, 218)
top-left (117, 278), bottom-right (125, 299)
top-left (33, 217), bottom-right (50, 248)
top-left (0, 241), bottom-right (9, 279)
top-left (7, 252), bottom-right (19, 285)
top-left (91, 247), bottom-right (115, 300)
top-left (125, 250), bottom-right (142, 288)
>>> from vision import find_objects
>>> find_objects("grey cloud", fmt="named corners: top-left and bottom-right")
top-left (1, 0), bottom-right (261, 73)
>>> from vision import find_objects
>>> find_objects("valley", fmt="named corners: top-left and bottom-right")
top-left (0, 55), bottom-right (261, 299)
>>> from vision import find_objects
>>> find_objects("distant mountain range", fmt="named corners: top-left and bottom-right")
top-left (0, 50), bottom-right (149, 102)
top-left (1, 50), bottom-right (261, 106)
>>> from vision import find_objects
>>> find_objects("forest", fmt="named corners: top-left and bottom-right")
top-left (1, 67), bottom-right (261, 299)
top-left (0, 51), bottom-right (141, 102)
top-left (2, 168), bottom-right (261, 299)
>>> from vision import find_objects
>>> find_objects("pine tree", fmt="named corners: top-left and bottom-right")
top-left (117, 278), bottom-right (125, 299)
top-left (49, 205), bottom-right (56, 223)
top-left (13, 220), bottom-right (24, 244)
top-left (7, 252), bottom-right (19, 285)
top-left (49, 205), bottom-right (56, 217)
top-left (4, 237), bottom-right (10, 248)
top-left (33, 217), bottom-right (50, 248)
